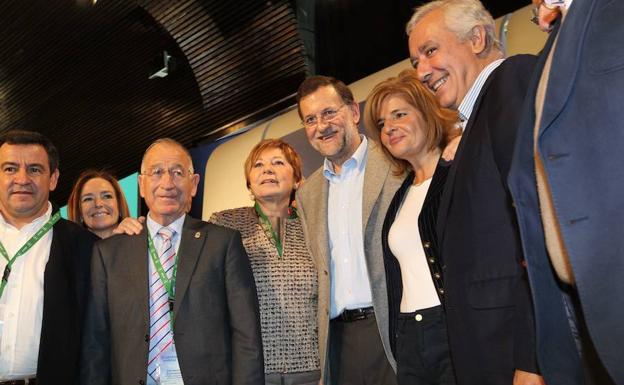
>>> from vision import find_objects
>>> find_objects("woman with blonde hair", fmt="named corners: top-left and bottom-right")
top-left (365, 69), bottom-right (460, 384)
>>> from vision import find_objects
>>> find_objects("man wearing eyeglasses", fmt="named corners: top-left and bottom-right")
top-left (81, 138), bottom-right (264, 385)
top-left (295, 76), bottom-right (402, 385)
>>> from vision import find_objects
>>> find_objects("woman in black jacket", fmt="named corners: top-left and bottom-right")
top-left (364, 69), bottom-right (460, 385)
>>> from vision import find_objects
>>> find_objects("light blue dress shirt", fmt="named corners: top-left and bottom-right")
top-left (323, 136), bottom-right (373, 319)
top-left (458, 58), bottom-right (505, 128)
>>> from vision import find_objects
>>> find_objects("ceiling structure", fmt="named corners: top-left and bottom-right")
top-left (0, 0), bottom-right (529, 204)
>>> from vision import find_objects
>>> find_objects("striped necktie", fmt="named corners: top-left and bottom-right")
top-left (147, 226), bottom-right (176, 384)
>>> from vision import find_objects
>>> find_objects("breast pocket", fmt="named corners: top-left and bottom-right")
top-left (468, 274), bottom-right (518, 309)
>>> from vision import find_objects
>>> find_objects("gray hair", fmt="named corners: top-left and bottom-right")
top-left (406, 0), bottom-right (502, 56)
top-left (140, 138), bottom-right (194, 173)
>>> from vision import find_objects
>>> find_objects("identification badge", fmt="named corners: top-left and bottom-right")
top-left (158, 343), bottom-right (184, 385)
top-left (543, 0), bottom-right (565, 6)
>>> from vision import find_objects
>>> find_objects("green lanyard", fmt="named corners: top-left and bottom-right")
top-left (0, 211), bottom-right (61, 299)
top-left (147, 228), bottom-right (178, 326)
top-left (254, 202), bottom-right (297, 257)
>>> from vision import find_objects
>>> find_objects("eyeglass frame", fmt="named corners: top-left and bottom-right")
top-left (140, 166), bottom-right (195, 181)
top-left (301, 103), bottom-right (349, 128)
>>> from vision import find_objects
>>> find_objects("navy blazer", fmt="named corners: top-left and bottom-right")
top-left (436, 55), bottom-right (538, 384)
top-left (508, 1), bottom-right (624, 383)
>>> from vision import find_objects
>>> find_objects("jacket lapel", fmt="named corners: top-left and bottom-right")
top-left (128, 230), bottom-right (149, 326)
top-left (172, 216), bottom-right (204, 320)
top-left (539, 0), bottom-right (595, 136)
top-left (362, 141), bottom-right (389, 233)
top-left (303, 175), bottom-right (330, 272)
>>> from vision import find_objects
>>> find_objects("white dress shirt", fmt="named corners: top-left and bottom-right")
top-left (0, 203), bottom-right (53, 380)
top-left (324, 136), bottom-right (373, 318)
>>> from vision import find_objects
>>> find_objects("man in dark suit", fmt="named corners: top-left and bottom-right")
top-left (509, 1), bottom-right (623, 384)
top-left (0, 129), bottom-right (95, 384)
top-left (406, 1), bottom-right (542, 384)
top-left (81, 138), bottom-right (263, 385)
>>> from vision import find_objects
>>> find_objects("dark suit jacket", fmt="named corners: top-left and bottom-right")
top-left (37, 218), bottom-right (96, 385)
top-left (436, 55), bottom-right (539, 384)
top-left (508, 1), bottom-right (624, 383)
top-left (80, 215), bottom-right (264, 385)
top-left (381, 162), bottom-right (449, 356)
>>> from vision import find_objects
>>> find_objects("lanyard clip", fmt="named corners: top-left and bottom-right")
top-left (2, 265), bottom-right (11, 282)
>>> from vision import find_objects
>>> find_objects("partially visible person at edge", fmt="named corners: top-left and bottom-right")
top-left (509, 0), bottom-right (622, 383)
top-left (406, 0), bottom-right (543, 384)
top-left (67, 169), bottom-right (131, 239)
top-left (364, 69), bottom-right (461, 385)
top-left (0, 129), bottom-right (95, 384)
top-left (295, 75), bottom-right (402, 385)
top-left (208, 138), bottom-right (320, 385)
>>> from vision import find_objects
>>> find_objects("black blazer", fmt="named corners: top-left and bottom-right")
top-left (37, 218), bottom-right (96, 385)
top-left (382, 161), bottom-right (449, 355)
top-left (81, 215), bottom-right (264, 385)
top-left (436, 55), bottom-right (539, 384)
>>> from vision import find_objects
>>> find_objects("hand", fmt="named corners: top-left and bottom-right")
top-left (112, 216), bottom-right (145, 235)
top-left (513, 369), bottom-right (546, 385)
top-left (442, 135), bottom-right (462, 161)
top-left (531, 0), bottom-right (561, 33)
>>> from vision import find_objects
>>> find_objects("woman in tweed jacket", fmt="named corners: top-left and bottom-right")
top-left (209, 139), bottom-right (320, 385)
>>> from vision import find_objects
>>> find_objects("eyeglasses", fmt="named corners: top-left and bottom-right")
top-left (141, 167), bottom-right (192, 181)
top-left (302, 104), bottom-right (347, 128)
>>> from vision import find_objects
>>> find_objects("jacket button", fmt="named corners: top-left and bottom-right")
top-left (438, 288), bottom-right (445, 295)
top-left (423, 241), bottom-right (431, 249)
top-left (434, 273), bottom-right (441, 279)
top-left (428, 258), bottom-right (435, 264)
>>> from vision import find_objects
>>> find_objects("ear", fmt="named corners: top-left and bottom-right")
top-left (49, 169), bottom-right (60, 191)
top-left (138, 174), bottom-right (146, 198)
top-left (190, 173), bottom-right (200, 197)
top-left (469, 25), bottom-right (488, 56)
top-left (349, 102), bottom-right (361, 125)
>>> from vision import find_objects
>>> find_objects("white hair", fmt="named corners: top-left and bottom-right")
top-left (406, 0), bottom-right (502, 56)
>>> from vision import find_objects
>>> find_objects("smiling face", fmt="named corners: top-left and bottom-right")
top-left (299, 85), bottom-right (362, 167)
top-left (378, 95), bottom-right (430, 166)
top-left (139, 142), bottom-right (199, 226)
top-left (0, 143), bottom-right (58, 227)
top-left (80, 177), bottom-right (119, 235)
top-left (248, 147), bottom-right (297, 207)
top-left (408, 9), bottom-right (485, 109)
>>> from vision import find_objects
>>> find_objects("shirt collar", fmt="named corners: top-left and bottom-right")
top-left (323, 135), bottom-right (368, 179)
top-left (146, 212), bottom-right (185, 238)
top-left (0, 202), bottom-right (52, 230)
top-left (457, 58), bottom-right (505, 124)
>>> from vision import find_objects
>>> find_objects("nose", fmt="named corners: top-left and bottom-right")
top-left (13, 168), bottom-right (29, 184)
top-left (382, 122), bottom-right (396, 136)
top-left (93, 196), bottom-right (104, 207)
top-left (159, 170), bottom-right (176, 188)
top-left (416, 58), bottom-right (432, 83)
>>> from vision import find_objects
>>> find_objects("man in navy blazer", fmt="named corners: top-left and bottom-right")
top-left (508, 1), bottom-right (623, 384)
top-left (406, 1), bottom-right (542, 384)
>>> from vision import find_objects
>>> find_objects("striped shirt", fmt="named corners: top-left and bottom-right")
top-left (458, 58), bottom-right (505, 128)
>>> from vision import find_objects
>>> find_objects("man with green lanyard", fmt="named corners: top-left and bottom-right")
top-left (0, 130), bottom-right (95, 385)
top-left (81, 138), bottom-right (264, 385)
